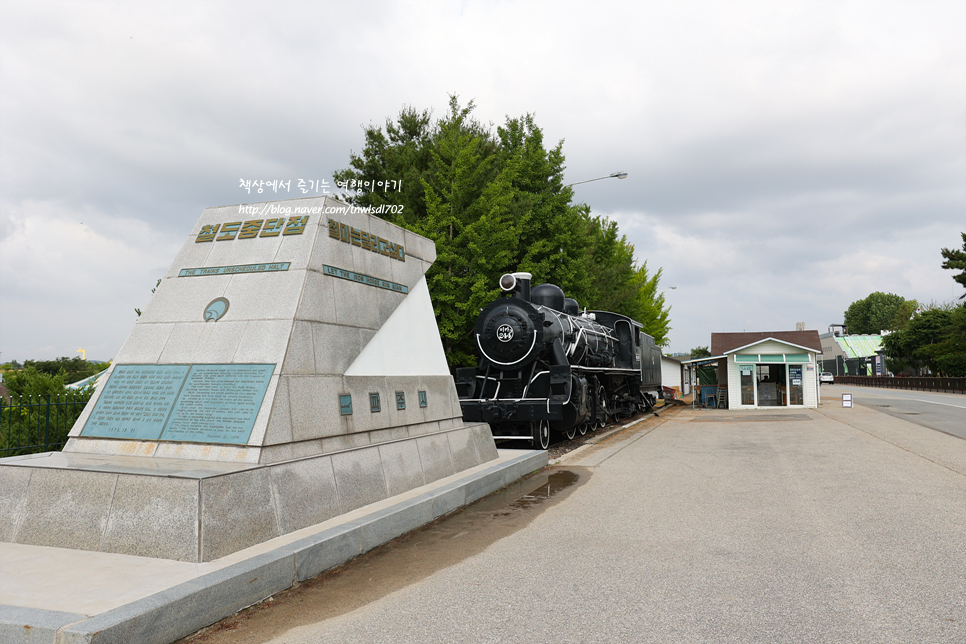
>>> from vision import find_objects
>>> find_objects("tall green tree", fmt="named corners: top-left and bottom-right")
top-left (843, 292), bottom-right (908, 335)
top-left (333, 96), bottom-right (672, 363)
top-left (940, 232), bottom-right (966, 299)
top-left (882, 305), bottom-right (962, 375)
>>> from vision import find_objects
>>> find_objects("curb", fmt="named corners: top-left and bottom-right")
top-left (0, 450), bottom-right (547, 644)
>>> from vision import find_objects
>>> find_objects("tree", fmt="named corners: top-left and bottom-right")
top-left (3, 367), bottom-right (69, 398)
top-left (333, 96), bottom-right (672, 363)
top-left (882, 302), bottom-right (966, 376)
top-left (843, 292), bottom-right (908, 335)
top-left (690, 346), bottom-right (712, 358)
top-left (22, 357), bottom-right (107, 383)
top-left (941, 232), bottom-right (966, 299)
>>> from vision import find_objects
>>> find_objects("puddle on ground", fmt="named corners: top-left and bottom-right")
top-left (178, 468), bottom-right (586, 644)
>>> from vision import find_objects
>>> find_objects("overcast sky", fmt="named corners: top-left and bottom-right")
top-left (1, 0), bottom-right (963, 363)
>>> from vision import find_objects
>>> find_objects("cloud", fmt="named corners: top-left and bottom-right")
top-left (0, 0), bottom-right (963, 357)
top-left (0, 199), bottom-right (181, 360)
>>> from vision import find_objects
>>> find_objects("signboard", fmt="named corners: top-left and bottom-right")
top-left (82, 364), bottom-right (274, 444)
top-left (162, 365), bottom-right (275, 444)
top-left (842, 393), bottom-right (853, 408)
top-left (179, 262), bottom-right (290, 277)
top-left (322, 265), bottom-right (409, 294)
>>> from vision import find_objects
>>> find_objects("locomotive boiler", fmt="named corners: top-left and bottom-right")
top-left (455, 272), bottom-right (663, 449)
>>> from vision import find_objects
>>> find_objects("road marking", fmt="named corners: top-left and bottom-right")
top-left (914, 399), bottom-right (966, 409)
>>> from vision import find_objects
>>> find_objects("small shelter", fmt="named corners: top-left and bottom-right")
top-left (683, 331), bottom-right (822, 409)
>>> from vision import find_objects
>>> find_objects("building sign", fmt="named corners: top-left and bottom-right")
top-left (195, 217), bottom-right (308, 242)
top-left (323, 265), bottom-right (408, 294)
top-left (328, 218), bottom-right (405, 262)
top-left (180, 263), bottom-right (290, 277)
top-left (82, 364), bottom-right (275, 445)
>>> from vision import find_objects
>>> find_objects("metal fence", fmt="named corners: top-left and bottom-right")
top-left (833, 375), bottom-right (966, 394)
top-left (0, 393), bottom-right (91, 457)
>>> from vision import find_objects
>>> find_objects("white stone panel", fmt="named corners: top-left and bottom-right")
top-left (403, 228), bottom-right (436, 264)
top-left (165, 240), bottom-right (214, 279)
top-left (296, 269), bottom-right (339, 324)
top-left (222, 270), bottom-right (306, 322)
top-left (188, 320), bottom-right (250, 363)
top-left (312, 324), bottom-right (367, 375)
top-left (247, 373), bottom-right (281, 447)
top-left (262, 376), bottom-right (293, 446)
top-left (114, 322), bottom-right (175, 364)
top-left (308, 231), bottom-right (356, 274)
top-left (232, 319), bottom-right (293, 364)
top-left (345, 277), bottom-right (450, 376)
top-left (332, 275), bottom-right (405, 330)
top-left (389, 257), bottom-right (430, 292)
top-left (157, 322), bottom-right (208, 363)
top-left (137, 274), bottom-right (231, 325)
top-left (281, 321), bottom-right (317, 375)
top-left (287, 375), bottom-right (345, 441)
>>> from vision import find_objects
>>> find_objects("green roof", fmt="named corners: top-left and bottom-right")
top-left (835, 335), bottom-right (883, 358)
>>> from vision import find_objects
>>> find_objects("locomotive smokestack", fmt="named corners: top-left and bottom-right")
top-left (499, 272), bottom-right (532, 302)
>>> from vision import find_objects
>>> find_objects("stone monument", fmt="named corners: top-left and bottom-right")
top-left (0, 196), bottom-right (498, 561)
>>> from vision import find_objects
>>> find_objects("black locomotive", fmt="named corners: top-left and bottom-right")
top-left (455, 272), bottom-right (663, 449)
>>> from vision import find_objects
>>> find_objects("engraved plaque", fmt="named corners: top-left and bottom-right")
top-left (160, 364), bottom-right (275, 444)
top-left (82, 365), bottom-right (190, 440)
top-left (81, 363), bottom-right (274, 445)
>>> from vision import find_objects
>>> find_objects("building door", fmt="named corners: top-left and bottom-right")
top-left (740, 365), bottom-right (755, 405)
top-left (788, 365), bottom-right (804, 405)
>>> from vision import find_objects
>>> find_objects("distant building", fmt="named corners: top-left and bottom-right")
top-left (661, 355), bottom-right (690, 396)
top-left (819, 327), bottom-right (886, 376)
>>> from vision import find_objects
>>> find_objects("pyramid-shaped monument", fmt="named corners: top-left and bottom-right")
top-left (1, 196), bottom-right (497, 561)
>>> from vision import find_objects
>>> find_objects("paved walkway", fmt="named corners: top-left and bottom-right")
top-left (0, 450), bottom-right (547, 644)
top-left (231, 403), bottom-right (966, 644)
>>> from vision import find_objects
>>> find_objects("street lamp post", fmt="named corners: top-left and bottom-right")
top-left (566, 171), bottom-right (628, 187)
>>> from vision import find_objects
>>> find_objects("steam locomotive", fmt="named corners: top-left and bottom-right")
top-left (455, 272), bottom-right (663, 449)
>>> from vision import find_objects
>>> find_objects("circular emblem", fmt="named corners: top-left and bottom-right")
top-left (496, 324), bottom-right (514, 343)
top-left (204, 297), bottom-right (230, 322)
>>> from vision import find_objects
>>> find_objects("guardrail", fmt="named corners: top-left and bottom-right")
top-left (0, 393), bottom-right (91, 457)
top-left (833, 375), bottom-right (966, 394)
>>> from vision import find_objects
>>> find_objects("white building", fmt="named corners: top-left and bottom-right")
top-left (683, 331), bottom-right (823, 409)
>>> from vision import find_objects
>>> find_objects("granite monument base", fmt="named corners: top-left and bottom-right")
top-left (0, 423), bottom-right (496, 562)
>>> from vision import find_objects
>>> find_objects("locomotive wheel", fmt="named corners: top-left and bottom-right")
top-left (578, 422), bottom-right (589, 436)
top-left (595, 386), bottom-right (607, 429)
top-left (565, 425), bottom-right (576, 440)
top-left (531, 419), bottom-right (550, 450)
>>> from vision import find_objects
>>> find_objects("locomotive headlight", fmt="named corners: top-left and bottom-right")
top-left (499, 273), bottom-right (516, 292)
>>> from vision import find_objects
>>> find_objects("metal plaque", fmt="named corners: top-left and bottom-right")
top-left (340, 394), bottom-right (353, 415)
top-left (160, 364), bottom-right (275, 444)
top-left (81, 363), bottom-right (275, 445)
top-left (322, 265), bottom-right (408, 294)
top-left (81, 365), bottom-right (190, 440)
top-left (179, 262), bottom-right (290, 277)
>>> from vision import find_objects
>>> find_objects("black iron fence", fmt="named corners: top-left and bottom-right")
top-left (833, 375), bottom-right (966, 394)
top-left (0, 392), bottom-right (92, 457)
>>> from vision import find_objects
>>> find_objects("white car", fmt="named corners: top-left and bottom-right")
top-left (819, 372), bottom-right (834, 384)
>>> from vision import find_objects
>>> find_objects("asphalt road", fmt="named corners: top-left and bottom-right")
top-left (821, 383), bottom-right (966, 439)
top-left (180, 404), bottom-right (966, 644)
